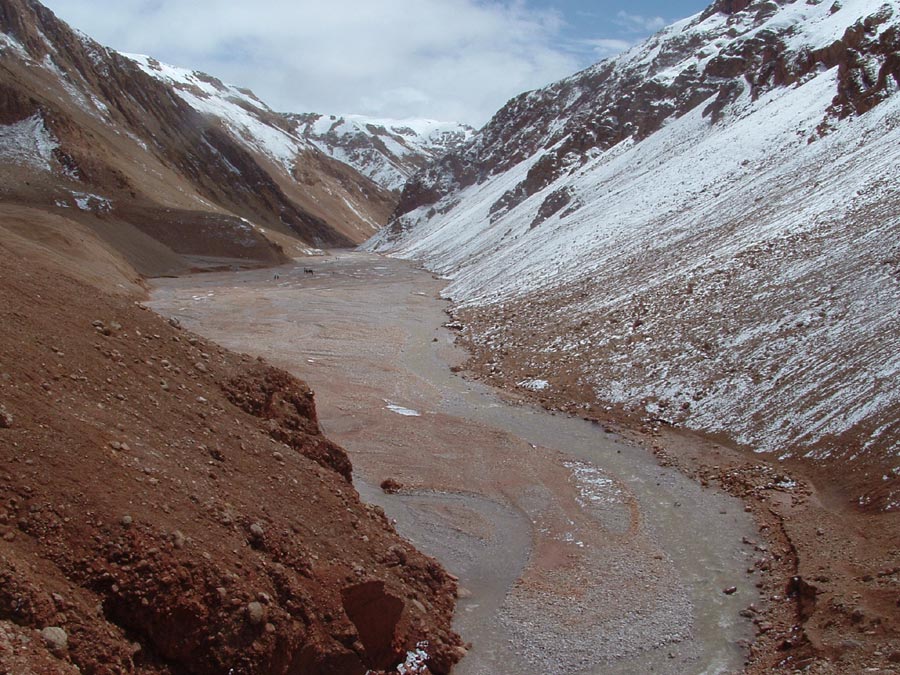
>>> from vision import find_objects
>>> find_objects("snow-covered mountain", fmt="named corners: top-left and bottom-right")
top-left (120, 57), bottom-right (473, 195)
top-left (288, 114), bottom-right (475, 192)
top-left (368, 0), bottom-right (900, 509)
top-left (0, 0), bottom-right (396, 275)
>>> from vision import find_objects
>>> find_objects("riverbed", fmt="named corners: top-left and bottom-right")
top-left (148, 251), bottom-right (758, 675)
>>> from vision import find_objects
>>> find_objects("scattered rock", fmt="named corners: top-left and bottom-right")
top-left (40, 626), bottom-right (68, 655)
top-left (723, 586), bottom-right (738, 595)
top-left (246, 601), bottom-right (266, 625)
top-left (171, 530), bottom-right (186, 549)
top-left (120, 515), bottom-right (133, 528)
top-left (383, 544), bottom-right (408, 567)
top-left (380, 478), bottom-right (403, 494)
top-left (0, 405), bottom-right (12, 429)
top-left (249, 522), bottom-right (265, 546)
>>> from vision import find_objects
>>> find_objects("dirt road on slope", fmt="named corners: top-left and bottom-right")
top-left (148, 251), bottom-right (759, 675)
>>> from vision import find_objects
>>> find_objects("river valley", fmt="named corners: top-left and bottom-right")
top-left (148, 251), bottom-right (759, 675)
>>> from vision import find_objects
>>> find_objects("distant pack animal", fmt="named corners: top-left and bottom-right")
top-left (304, 268), bottom-right (314, 275)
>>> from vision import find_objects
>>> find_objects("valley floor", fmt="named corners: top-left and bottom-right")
top-left (149, 250), bottom-right (763, 675)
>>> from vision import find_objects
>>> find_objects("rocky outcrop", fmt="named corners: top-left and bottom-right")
top-left (223, 364), bottom-right (354, 482)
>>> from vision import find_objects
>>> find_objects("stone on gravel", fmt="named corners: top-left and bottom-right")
top-left (246, 601), bottom-right (266, 625)
top-left (40, 626), bottom-right (68, 654)
top-left (380, 478), bottom-right (403, 494)
top-left (0, 405), bottom-right (12, 428)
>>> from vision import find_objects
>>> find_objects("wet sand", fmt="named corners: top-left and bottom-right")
top-left (149, 250), bottom-right (759, 674)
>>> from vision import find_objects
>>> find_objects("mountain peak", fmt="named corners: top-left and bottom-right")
top-left (288, 112), bottom-right (475, 192)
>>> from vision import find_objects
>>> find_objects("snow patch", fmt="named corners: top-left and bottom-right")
top-left (0, 114), bottom-right (59, 171)
top-left (517, 378), bottom-right (550, 391)
top-left (385, 402), bottom-right (421, 417)
top-left (72, 192), bottom-right (112, 212)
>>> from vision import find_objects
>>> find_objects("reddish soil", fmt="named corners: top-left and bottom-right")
top-left (0, 244), bottom-right (464, 674)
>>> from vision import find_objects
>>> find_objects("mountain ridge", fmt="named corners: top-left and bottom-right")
top-left (368, 0), bottom-right (900, 511)
top-left (289, 113), bottom-right (475, 193)
top-left (0, 0), bottom-right (400, 277)
top-left (118, 53), bottom-right (474, 195)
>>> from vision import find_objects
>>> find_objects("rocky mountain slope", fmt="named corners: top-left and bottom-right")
top-left (0, 241), bottom-right (464, 674)
top-left (288, 114), bottom-right (475, 192)
top-left (0, 0), bottom-right (395, 277)
top-left (0, 2), bottom-right (467, 672)
top-left (368, 0), bottom-right (900, 510)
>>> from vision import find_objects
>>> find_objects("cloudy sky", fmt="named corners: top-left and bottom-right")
top-left (42, 0), bottom-right (709, 127)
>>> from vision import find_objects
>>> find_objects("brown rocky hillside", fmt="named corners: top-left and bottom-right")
top-left (0, 240), bottom-right (464, 674)
top-left (0, 0), bottom-right (396, 275)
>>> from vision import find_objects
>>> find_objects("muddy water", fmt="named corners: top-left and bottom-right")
top-left (149, 251), bottom-right (758, 675)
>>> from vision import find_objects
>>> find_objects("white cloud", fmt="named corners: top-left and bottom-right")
top-left (615, 10), bottom-right (667, 34)
top-left (579, 37), bottom-right (635, 60)
top-left (41, 0), bottom-right (582, 126)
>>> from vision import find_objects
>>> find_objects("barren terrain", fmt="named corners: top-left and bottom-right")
top-left (150, 251), bottom-right (765, 674)
top-left (0, 245), bottom-right (464, 674)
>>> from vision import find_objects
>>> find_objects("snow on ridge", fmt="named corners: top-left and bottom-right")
top-left (613, 0), bottom-right (892, 82)
top-left (120, 53), bottom-right (472, 191)
top-left (299, 113), bottom-right (474, 191)
top-left (121, 53), bottom-right (311, 172)
top-left (367, 0), bottom-right (900, 468)
top-left (318, 114), bottom-right (473, 145)
top-left (0, 31), bottom-right (29, 60)
top-left (0, 114), bottom-right (60, 172)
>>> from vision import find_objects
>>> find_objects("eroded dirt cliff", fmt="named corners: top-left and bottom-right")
top-left (0, 246), bottom-right (463, 674)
